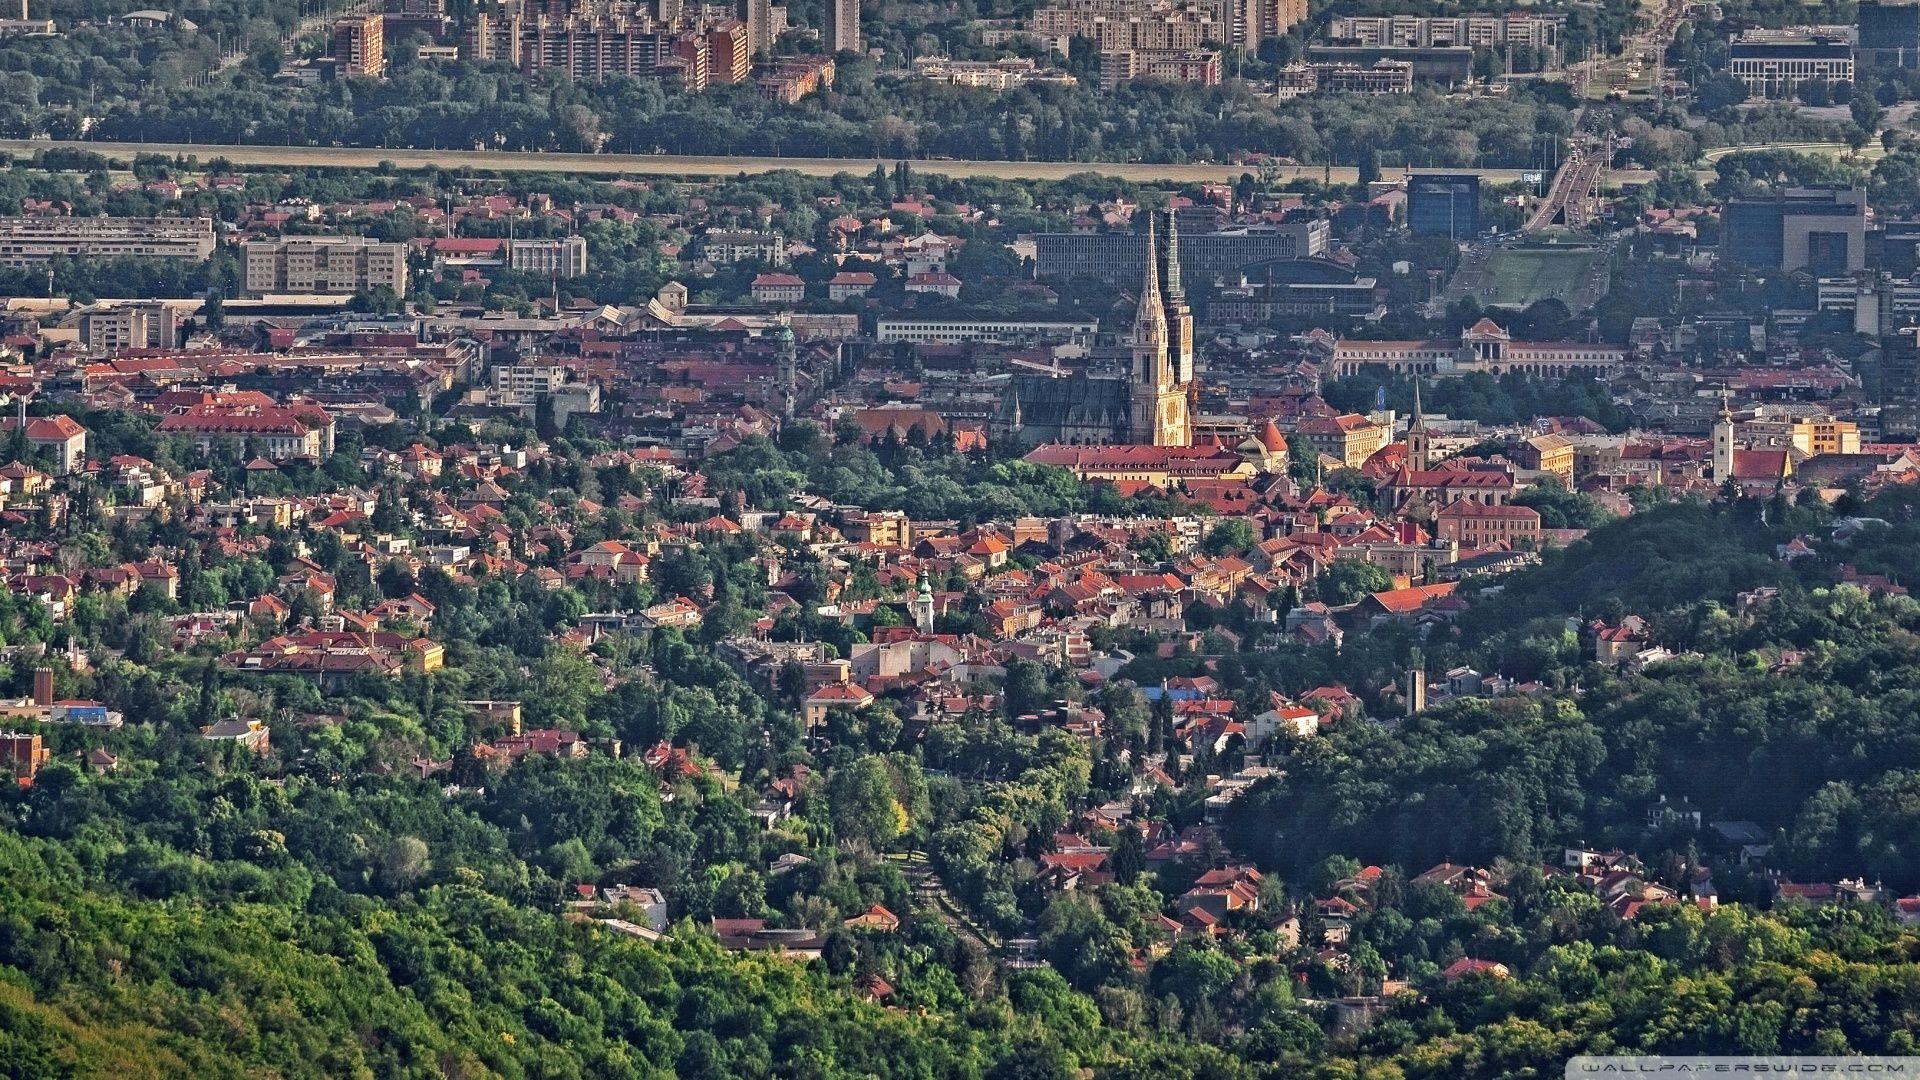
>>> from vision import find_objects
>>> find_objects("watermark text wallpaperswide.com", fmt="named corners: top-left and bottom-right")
top-left (1568, 1058), bottom-right (1920, 1076)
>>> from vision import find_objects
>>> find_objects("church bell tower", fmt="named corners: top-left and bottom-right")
top-left (1408, 377), bottom-right (1431, 472)
top-left (1129, 219), bottom-right (1191, 447)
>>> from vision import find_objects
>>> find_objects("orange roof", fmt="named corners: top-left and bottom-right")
top-left (1367, 581), bottom-right (1459, 614)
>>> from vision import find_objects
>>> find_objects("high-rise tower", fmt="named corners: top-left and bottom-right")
top-left (739, 0), bottom-right (772, 56)
top-left (825, 0), bottom-right (860, 53)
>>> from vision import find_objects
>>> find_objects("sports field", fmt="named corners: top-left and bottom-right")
top-left (1483, 247), bottom-right (1606, 308)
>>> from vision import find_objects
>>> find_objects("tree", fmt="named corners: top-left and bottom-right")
top-left (1111, 827), bottom-right (1144, 885)
top-left (1357, 145), bottom-right (1381, 187)
top-left (826, 756), bottom-right (906, 850)
top-left (1202, 519), bottom-right (1255, 556)
top-left (1002, 658), bottom-right (1052, 719)
top-left (1515, 479), bottom-right (1613, 530)
top-left (1693, 72), bottom-right (1750, 113)
top-left (1316, 558), bottom-right (1393, 605)
top-left (1852, 89), bottom-right (1885, 137)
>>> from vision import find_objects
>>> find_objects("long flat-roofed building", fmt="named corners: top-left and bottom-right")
top-left (1330, 318), bottom-right (1626, 379)
top-left (1310, 58), bottom-right (1414, 93)
top-left (875, 315), bottom-right (1100, 344)
top-left (242, 236), bottom-right (409, 297)
top-left (1304, 43), bottom-right (1473, 83)
top-left (1035, 222), bottom-right (1327, 283)
top-left (1728, 35), bottom-right (1852, 96)
top-left (1327, 14), bottom-right (1563, 56)
top-left (0, 216), bottom-right (216, 265)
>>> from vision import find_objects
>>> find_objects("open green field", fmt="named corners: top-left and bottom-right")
top-left (1483, 246), bottom-right (1606, 307)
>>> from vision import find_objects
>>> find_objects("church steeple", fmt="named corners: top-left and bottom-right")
top-left (1133, 216), bottom-right (1167, 348)
top-left (1162, 205), bottom-right (1183, 302)
top-left (911, 569), bottom-right (935, 634)
top-left (775, 315), bottom-right (796, 423)
top-left (1160, 205), bottom-right (1195, 391)
top-left (1129, 217), bottom-right (1188, 447)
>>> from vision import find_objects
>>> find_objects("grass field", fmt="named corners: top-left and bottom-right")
top-left (1483, 247), bottom-right (1605, 308)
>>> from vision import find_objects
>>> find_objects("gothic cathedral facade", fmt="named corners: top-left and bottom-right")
top-left (999, 207), bottom-right (1195, 447)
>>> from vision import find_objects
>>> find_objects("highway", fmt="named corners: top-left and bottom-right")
top-left (0, 139), bottom-right (1660, 186)
top-left (1524, 0), bottom-right (1692, 233)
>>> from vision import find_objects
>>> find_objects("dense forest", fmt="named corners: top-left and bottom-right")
top-left (40, 57), bottom-right (1583, 166)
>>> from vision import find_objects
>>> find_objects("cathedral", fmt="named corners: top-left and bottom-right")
top-left (1000, 209), bottom-right (1194, 447)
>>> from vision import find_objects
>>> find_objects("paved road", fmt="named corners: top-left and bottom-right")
top-left (0, 138), bottom-right (1661, 185)
top-left (1699, 141), bottom-right (1888, 163)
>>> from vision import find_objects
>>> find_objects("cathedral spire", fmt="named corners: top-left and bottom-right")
top-left (1127, 213), bottom-right (1184, 446)
top-left (1132, 215), bottom-right (1166, 346)
top-left (1162, 205), bottom-right (1183, 302)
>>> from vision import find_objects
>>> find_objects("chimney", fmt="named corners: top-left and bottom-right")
top-left (33, 666), bottom-right (53, 708)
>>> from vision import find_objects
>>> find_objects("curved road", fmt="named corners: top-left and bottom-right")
top-left (0, 138), bottom-right (1659, 186)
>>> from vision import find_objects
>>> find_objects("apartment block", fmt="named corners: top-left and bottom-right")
top-left (331, 13), bottom-right (387, 77)
top-left (242, 237), bottom-right (409, 297)
top-left (382, 0), bottom-right (449, 39)
top-left (738, 0), bottom-right (772, 54)
top-left (1327, 13), bottom-right (1563, 56)
top-left (1032, 0), bottom-right (1222, 52)
top-left (468, 13), bottom-right (712, 88)
top-left (706, 18), bottom-right (752, 82)
top-left (0, 216), bottom-right (216, 265)
top-left (1030, 0), bottom-right (1297, 49)
top-left (1817, 272), bottom-right (1920, 335)
top-left (1101, 47), bottom-right (1221, 86)
top-left (1229, 0), bottom-right (1305, 45)
top-left (704, 230), bottom-right (784, 265)
top-left (508, 236), bottom-right (589, 278)
top-left (492, 360), bottom-right (571, 403)
top-left (77, 302), bottom-right (179, 353)
top-left (758, 54), bottom-right (835, 102)
top-left (824, 0), bottom-right (859, 53)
